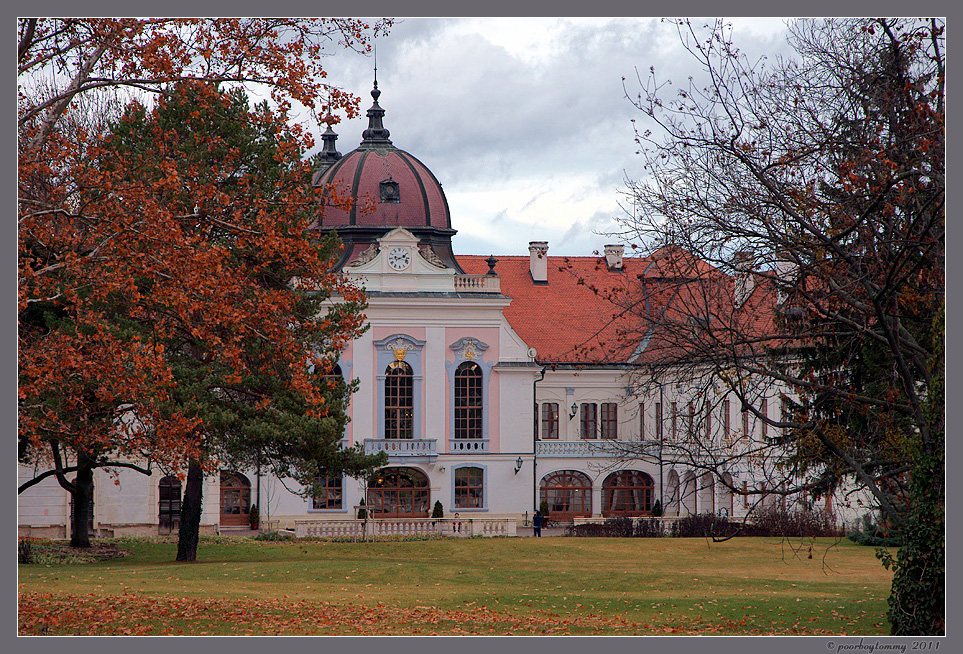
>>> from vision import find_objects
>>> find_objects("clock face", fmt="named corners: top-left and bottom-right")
top-left (387, 247), bottom-right (411, 271)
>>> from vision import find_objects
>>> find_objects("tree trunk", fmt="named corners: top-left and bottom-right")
top-left (69, 452), bottom-right (95, 548)
top-left (176, 459), bottom-right (205, 562)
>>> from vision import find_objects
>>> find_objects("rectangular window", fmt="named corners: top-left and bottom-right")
top-left (671, 402), bottom-right (678, 440)
top-left (540, 403), bottom-right (559, 439)
top-left (761, 398), bottom-right (768, 439)
top-left (742, 405), bottom-right (750, 437)
top-left (723, 399), bottom-right (731, 442)
top-left (639, 402), bottom-right (645, 439)
top-left (454, 467), bottom-right (484, 509)
top-left (312, 475), bottom-right (343, 510)
top-left (655, 403), bottom-right (663, 439)
top-left (705, 403), bottom-right (712, 439)
top-left (687, 401), bottom-right (694, 437)
top-left (580, 403), bottom-right (598, 439)
top-left (600, 403), bottom-right (618, 439)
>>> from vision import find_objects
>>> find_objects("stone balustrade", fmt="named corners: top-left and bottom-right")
top-left (453, 274), bottom-right (500, 293)
top-left (447, 439), bottom-right (489, 453)
top-left (294, 517), bottom-right (517, 539)
top-left (364, 438), bottom-right (437, 458)
top-left (536, 439), bottom-right (660, 457)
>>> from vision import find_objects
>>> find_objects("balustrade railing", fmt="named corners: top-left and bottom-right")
top-left (294, 517), bottom-right (516, 539)
top-left (536, 440), bottom-right (660, 457)
top-left (453, 275), bottom-right (500, 293)
top-left (447, 439), bottom-right (489, 453)
top-left (364, 438), bottom-right (437, 458)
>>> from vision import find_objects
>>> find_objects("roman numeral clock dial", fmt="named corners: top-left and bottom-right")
top-left (388, 247), bottom-right (411, 271)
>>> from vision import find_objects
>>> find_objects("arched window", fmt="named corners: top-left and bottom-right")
top-left (665, 469), bottom-right (681, 516)
top-left (367, 467), bottom-right (430, 517)
top-left (539, 470), bottom-right (592, 522)
top-left (681, 471), bottom-right (697, 516)
top-left (454, 362), bottom-right (483, 439)
top-left (454, 466), bottom-right (484, 508)
top-left (219, 472), bottom-right (251, 527)
top-left (384, 361), bottom-right (414, 439)
top-left (602, 470), bottom-right (654, 516)
top-left (158, 475), bottom-right (182, 532)
top-left (699, 472), bottom-right (715, 514)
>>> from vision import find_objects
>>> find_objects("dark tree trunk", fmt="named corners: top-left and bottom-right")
top-left (69, 451), bottom-right (95, 548)
top-left (176, 459), bottom-right (205, 562)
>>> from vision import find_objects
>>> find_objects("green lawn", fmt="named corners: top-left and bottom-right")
top-left (18, 536), bottom-right (894, 635)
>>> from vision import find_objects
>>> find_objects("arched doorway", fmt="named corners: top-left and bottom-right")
top-left (601, 470), bottom-right (654, 516)
top-left (665, 469), bottom-right (681, 516)
top-left (539, 470), bottom-right (592, 522)
top-left (158, 475), bottom-right (182, 533)
top-left (367, 467), bottom-right (430, 518)
top-left (699, 472), bottom-right (715, 514)
top-left (220, 472), bottom-right (252, 527)
top-left (681, 471), bottom-right (697, 516)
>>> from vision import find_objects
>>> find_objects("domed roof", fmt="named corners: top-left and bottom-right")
top-left (312, 81), bottom-right (452, 232)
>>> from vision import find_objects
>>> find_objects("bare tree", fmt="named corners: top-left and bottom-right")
top-left (605, 18), bottom-right (943, 635)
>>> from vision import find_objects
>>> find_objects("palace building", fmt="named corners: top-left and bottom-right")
top-left (18, 80), bottom-right (844, 539)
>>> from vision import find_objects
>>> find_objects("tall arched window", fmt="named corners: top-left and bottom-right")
top-left (454, 362), bottom-right (483, 439)
top-left (158, 475), bottom-right (182, 532)
top-left (601, 470), bottom-right (654, 516)
top-left (367, 467), bottom-right (430, 517)
top-left (539, 470), bottom-right (592, 522)
top-left (384, 361), bottom-right (414, 439)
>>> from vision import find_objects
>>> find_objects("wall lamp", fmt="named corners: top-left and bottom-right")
top-left (514, 456), bottom-right (524, 475)
top-left (569, 402), bottom-right (579, 420)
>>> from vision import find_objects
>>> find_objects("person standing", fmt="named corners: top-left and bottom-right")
top-left (532, 510), bottom-right (543, 537)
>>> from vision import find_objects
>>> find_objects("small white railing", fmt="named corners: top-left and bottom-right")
top-left (453, 275), bottom-right (500, 293)
top-left (364, 438), bottom-right (438, 458)
top-left (447, 439), bottom-right (489, 453)
top-left (536, 439), bottom-right (660, 457)
top-left (294, 518), bottom-right (516, 539)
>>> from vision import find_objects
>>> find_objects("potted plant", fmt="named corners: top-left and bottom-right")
top-left (357, 498), bottom-right (368, 520)
top-left (651, 499), bottom-right (663, 517)
top-left (539, 500), bottom-right (550, 527)
top-left (249, 504), bottom-right (260, 530)
top-left (432, 500), bottom-right (444, 519)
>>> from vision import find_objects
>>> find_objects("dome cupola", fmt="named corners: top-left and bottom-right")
top-left (313, 76), bottom-right (460, 272)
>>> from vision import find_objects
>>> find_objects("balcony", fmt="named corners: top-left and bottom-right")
top-left (364, 438), bottom-right (438, 460)
top-left (536, 440), bottom-right (661, 458)
top-left (447, 439), bottom-right (489, 453)
top-left (453, 274), bottom-right (500, 293)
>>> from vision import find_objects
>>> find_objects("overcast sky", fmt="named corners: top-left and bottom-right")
top-left (305, 18), bottom-right (795, 256)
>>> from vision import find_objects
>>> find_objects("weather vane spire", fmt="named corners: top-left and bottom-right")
top-left (373, 44), bottom-right (378, 90)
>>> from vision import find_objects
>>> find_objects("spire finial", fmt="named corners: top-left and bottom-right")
top-left (361, 49), bottom-right (391, 146)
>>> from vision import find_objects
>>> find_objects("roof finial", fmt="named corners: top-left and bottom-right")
top-left (361, 47), bottom-right (391, 146)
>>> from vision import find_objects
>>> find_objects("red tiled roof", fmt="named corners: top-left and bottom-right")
top-left (458, 253), bottom-right (654, 364)
top-left (458, 248), bottom-right (779, 366)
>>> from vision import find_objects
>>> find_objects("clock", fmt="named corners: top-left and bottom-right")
top-left (387, 247), bottom-right (411, 271)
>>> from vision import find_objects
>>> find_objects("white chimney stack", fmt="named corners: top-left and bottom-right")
top-left (528, 241), bottom-right (549, 283)
top-left (604, 244), bottom-right (624, 271)
top-left (733, 250), bottom-right (755, 307)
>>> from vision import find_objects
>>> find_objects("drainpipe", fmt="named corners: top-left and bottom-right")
top-left (532, 366), bottom-right (547, 516)
top-left (659, 380), bottom-right (664, 512)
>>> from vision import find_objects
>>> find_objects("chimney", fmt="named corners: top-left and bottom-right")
top-left (733, 250), bottom-right (754, 307)
top-left (603, 244), bottom-right (624, 271)
top-left (774, 250), bottom-right (797, 305)
top-left (528, 241), bottom-right (549, 284)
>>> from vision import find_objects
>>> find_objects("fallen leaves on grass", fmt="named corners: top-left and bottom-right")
top-left (18, 592), bottom-right (856, 636)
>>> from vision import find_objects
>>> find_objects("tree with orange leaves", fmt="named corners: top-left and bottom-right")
top-left (18, 19), bottom-right (391, 550)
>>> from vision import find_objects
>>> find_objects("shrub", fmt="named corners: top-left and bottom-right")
top-left (566, 517), bottom-right (666, 538)
top-left (254, 531), bottom-right (295, 542)
top-left (748, 505), bottom-right (841, 538)
top-left (357, 499), bottom-right (367, 520)
top-left (432, 501), bottom-right (444, 519)
top-left (18, 538), bottom-right (33, 564)
top-left (633, 518), bottom-right (666, 537)
top-left (651, 499), bottom-right (663, 517)
top-left (249, 504), bottom-right (259, 530)
top-left (671, 513), bottom-right (734, 538)
top-left (539, 501), bottom-right (550, 520)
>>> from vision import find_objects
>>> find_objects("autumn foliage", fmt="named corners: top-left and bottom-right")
top-left (18, 18), bottom-right (390, 546)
